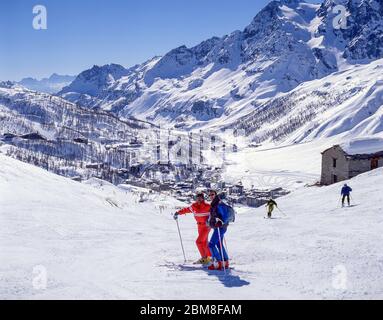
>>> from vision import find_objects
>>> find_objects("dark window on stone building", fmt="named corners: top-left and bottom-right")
top-left (371, 158), bottom-right (379, 170)
top-left (333, 158), bottom-right (337, 168)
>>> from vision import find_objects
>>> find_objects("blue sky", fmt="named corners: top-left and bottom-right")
top-left (0, 0), bottom-right (319, 81)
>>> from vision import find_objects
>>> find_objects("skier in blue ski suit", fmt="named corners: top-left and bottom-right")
top-left (207, 191), bottom-right (230, 270)
top-left (341, 184), bottom-right (352, 207)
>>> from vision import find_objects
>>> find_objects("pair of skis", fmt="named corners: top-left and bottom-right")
top-left (160, 261), bottom-right (235, 273)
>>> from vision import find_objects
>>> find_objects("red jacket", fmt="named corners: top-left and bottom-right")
top-left (177, 201), bottom-right (211, 224)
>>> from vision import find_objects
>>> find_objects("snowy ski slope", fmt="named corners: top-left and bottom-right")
top-left (1, 154), bottom-right (382, 299)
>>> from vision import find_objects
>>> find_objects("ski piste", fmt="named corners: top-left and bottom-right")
top-left (2, 153), bottom-right (383, 299)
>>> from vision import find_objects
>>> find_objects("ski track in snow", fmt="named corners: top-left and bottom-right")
top-left (1, 154), bottom-right (383, 299)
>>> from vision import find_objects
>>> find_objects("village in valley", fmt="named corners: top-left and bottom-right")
top-left (79, 128), bottom-right (291, 207)
top-left (123, 161), bottom-right (290, 207)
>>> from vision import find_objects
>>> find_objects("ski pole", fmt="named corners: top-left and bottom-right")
top-left (224, 237), bottom-right (229, 261)
top-left (217, 227), bottom-right (226, 275)
top-left (276, 206), bottom-right (287, 217)
top-left (175, 218), bottom-right (187, 263)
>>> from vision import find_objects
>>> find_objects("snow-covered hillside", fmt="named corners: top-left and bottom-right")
top-left (222, 140), bottom-right (328, 190)
top-left (0, 81), bottom-right (160, 181)
top-left (223, 135), bottom-right (383, 192)
top-left (1, 154), bottom-right (382, 299)
top-left (234, 58), bottom-right (383, 144)
top-left (58, 0), bottom-right (383, 139)
top-left (0, 82), bottom-right (151, 140)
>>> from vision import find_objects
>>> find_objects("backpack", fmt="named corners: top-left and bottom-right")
top-left (219, 201), bottom-right (236, 224)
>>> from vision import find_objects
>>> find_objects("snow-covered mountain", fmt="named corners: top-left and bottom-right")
top-left (18, 73), bottom-right (75, 94)
top-left (58, 0), bottom-right (383, 140)
top-left (0, 81), bottom-right (156, 180)
top-left (317, 0), bottom-right (383, 61)
top-left (0, 81), bottom-right (151, 140)
top-left (60, 64), bottom-right (128, 97)
top-left (59, 59), bottom-right (160, 113)
top-left (233, 58), bottom-right (383, 144)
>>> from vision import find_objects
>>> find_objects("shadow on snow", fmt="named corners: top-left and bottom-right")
top-left (176, 264), bottom-right (251, 288)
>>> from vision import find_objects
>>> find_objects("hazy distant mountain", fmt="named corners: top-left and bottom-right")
top-left (18, 73), bottom-right (76, 94)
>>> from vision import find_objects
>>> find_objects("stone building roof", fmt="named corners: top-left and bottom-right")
top-left (322, 138), bottom-right (383, 160)
top-left (341, 138), bottom-right (383, 155)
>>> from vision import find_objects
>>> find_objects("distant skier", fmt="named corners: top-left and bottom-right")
top-left (207, 190), bottom-right (230, 271)
top-left (265, 198), bottom-right (277, 218)
top-left (174, 193), bottom-right (212, 265)
top-left (341, 183), bottom-right (352, 207)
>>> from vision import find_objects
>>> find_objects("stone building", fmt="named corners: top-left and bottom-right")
top-left (321, 139), bottom-right (383, 185)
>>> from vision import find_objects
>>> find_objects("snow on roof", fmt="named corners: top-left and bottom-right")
top-left (341, 137), bottom-right (383, 155)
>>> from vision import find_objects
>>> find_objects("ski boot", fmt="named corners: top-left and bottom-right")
top-left (208, 261), bottom-right (222, 270)
top-left (193, 257), bottom-right (208, 265)
top-left (202, 256), bottom-right (212, 266)
top-left (208, 260), bottom-right (229, 271)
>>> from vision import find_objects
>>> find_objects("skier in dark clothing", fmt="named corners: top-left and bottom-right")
top-left (341, 184), bottom-right (352, 207)
top-left (265, 199), bottom-right (277, 218)
top-left (207, 190), bottom-right (229, 271)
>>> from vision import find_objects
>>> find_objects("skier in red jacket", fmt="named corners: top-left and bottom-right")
top-left (174, 193), bottom-right (212, 265)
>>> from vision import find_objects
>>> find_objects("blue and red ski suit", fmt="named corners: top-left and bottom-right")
top-left (208, 201), bottom-right (229, 262)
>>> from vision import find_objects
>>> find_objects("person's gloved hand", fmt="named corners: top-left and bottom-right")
top-left (173, 212), bottom-right (179, 220)
top-left (215, 218), bottom-right (223, 228)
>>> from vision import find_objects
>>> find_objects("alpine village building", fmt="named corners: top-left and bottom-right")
top-left (321, 141), bottom-right (383, 185)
